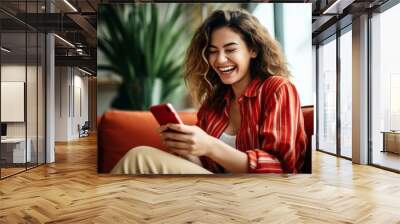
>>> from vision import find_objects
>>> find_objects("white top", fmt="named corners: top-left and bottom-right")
top-left (219, 132), bottom-right (237, 149)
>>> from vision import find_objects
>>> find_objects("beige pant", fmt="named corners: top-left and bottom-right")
top-left (110, 146), bottom-right (212, 174)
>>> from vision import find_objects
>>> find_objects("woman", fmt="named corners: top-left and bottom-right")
top-left (111, 9), bottom-right (307, 174)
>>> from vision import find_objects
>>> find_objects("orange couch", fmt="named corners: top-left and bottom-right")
top-left (98, 106), bottom-right (313, 173)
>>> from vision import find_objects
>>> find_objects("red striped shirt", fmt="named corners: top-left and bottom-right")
top-left (197, 76), bottom-right (307, 173)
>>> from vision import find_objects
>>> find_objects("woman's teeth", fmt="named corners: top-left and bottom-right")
top-left (219, 66), bottom-right (236, 73)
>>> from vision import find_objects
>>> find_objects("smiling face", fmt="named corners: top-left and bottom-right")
top-left (207, 26), bottom-right (257, 87)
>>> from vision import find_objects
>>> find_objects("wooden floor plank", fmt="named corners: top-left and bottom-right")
top-left (0, 135), bottom-right (400, 223)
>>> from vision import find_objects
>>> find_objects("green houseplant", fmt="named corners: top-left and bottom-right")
top-left (98, 4), bottom-right (191, 110)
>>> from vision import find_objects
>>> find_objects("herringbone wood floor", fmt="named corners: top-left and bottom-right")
top-left (1, 135), bottom-right (400, 223)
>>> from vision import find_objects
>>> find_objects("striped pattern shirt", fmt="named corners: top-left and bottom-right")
top-left (197, 76), bottom-right (307, 173)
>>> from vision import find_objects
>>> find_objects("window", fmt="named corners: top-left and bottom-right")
top-left (0, 1), bottom-right (46, 179)
top-left (370, 2), bottom-right (400, 171)
top-left (317, 36), bottom-right (337, 154)
top-left (339, 28), bottom-right (352, 158)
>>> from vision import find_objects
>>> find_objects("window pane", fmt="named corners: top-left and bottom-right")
top-left (318, 37), bottom-right (337, 154)
top-left (371, 3), bottom-right (400, 171)
top-left (340, 29), bottom-right (352, 158)
top-left (27, 30), bottom-right (38, 169)
top-left (1, 30), bottom-right (27, 177)
top-left (38, 32), bottom-right (45, 165)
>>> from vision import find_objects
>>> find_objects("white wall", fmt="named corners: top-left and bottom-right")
top-left (55, 67), bottom-right (69, 141)
top-left (1, 63), bottom-right (46, 164)
top-left (1, 65), bottom-right (26, 144)
top-left (1, 65), bottom-right (29, 137)
top-left (72, 73), bottom-right (89, 138)
top-left (55, 67), bottom-right (89, 141)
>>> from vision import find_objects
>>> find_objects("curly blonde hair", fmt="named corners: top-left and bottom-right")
top-left (184, 9), bottom-right (290, 110)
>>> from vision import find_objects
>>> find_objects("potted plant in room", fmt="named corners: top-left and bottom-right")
top-left (98, 4), bottom-right (192, 110)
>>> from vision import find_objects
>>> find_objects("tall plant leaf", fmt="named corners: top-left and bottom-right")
top-left (98, 4), bottom-right (192, 110)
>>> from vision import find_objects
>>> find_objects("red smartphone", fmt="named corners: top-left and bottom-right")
top-left (150, 103), bottom-right (183, 126)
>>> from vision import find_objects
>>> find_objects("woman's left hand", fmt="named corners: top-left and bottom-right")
top-left (158, 123), bottom-right (215, 157)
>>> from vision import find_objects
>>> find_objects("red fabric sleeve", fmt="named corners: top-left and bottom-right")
top-left (246, 82), bottom-right (307, 173)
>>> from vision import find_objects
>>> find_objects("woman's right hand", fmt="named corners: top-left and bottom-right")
top-left (157, 123), bottom-right (216, 157)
